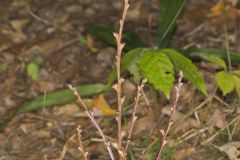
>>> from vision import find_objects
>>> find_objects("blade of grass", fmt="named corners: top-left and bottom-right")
top-left (0, 84), bottom-right (106, 131)
top-left (182, 48), bottom-right (240, 66)
top-left (158, 0), bottom-right (185, 48)
top-left (85, 25), bottom-right (145, 51)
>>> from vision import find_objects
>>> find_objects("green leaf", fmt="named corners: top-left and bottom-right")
top-left (140, 50), bottom-right (175, 99)
top-left (200, 55), bottom-right (227, 70)
top-left (26, 62), bottom-right (40, 80)
top-left (0, 83), bottom-right (106, 131)
top-left (106, 48), bottom-right (145, 88)
top-left (85, 25), bottom-right (145, 51)
top-left (146, 150), bottom-right (154, 160)
top-left (216, 71), bottom-right (235, 96)
top-left (16, 84), bottom-right (106, 114)
top-left (182, 48), bottom-right (240, 66)
top-left (233, 75), bottom-right (240, 98)
top-left (128, 63), bottom-right (142, 83)
top-left (158, 0), bottom-right (185, 48)
top-left (163, 49), bottom-right (208, 96)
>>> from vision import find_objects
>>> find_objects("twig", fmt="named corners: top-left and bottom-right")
top-left (155, 71), bottom-right (183, 160)
top-left (28, 10), bottom-right (72, 34)
top-left (202, 114), bottom-right (240, 145)
top-left (124, 79), bottom-right (147, 155)
top-left (77, 125), bottom-right (88, 160)
top-left (59, 133), bottom-right (77, 160)
top-left (176, 127), bottom-right (209, 144)
top-left (112, 0), bottom-right (129, 159)
top-left (69, 85), bottom-right (115, 160)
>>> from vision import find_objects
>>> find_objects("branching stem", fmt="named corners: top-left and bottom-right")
top-left (155, 72), bottom-right (183, 160)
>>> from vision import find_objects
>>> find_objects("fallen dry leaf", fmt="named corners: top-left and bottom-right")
top-left (9, 19), bottom-right (29, 43)
top-left (36, 81), bottom-right (56, 93)
top-left (10, 19), bottom-right (29, 32)
top-left (174, 147), bottom-right (196, 160)
top-left (209, 0), bottom-right (226, 17)
top-left (219, 142), bottom-right (240, 160)
top-left (31, 130), bottom-right (50, 138)
top-left (122, 80), bottom-right (136, 99)
top-left (132, 114), bottom-right (155, 137)
top-left (91, 94), bottom-right (116, 116)
top-left (207, 109), bottom-right (227, 131)
top-left (208, 0), bottom-right (240, 29)
top-left (162, 106), bottom-right (200, 133)
top-left (53, 103), bottom-right (81, 116)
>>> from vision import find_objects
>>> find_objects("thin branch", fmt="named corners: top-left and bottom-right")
top-left (155, 71), bottom-right (183, 160)
top-left (77, 125), bottom-right (88, 160)
top-left (69, 85), bottom-right (115, 160)
top-left (124, 79), bottom-right (147, 155)
top-left (112, 0), bottom-right (130, 159)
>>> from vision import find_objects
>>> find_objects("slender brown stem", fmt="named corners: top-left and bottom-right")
top-left (155, 72), bottom-right (183, 160)
top-left (69, 85), bottom-right (115, 160)
top-left (77, 125), bottom-right (88, 160)
top-left (113, 0), bottom-right (129, 159)
top-left (124, 79), bottom-right (147, 155)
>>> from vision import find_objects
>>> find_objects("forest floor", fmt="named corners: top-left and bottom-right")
top-left (0, 0), bottom-right (240, 159)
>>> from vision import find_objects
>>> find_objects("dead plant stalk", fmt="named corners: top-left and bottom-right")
top-left (77, 125), bottom-right (88, 160)
top-left (124, 79), bottom-right (147, 155)
top-left (155, 72), bottom-right (183, 160)
top-left (69, 85), bottom-right (115, 160)
top-left (113, 0), bottom-right (129, 159)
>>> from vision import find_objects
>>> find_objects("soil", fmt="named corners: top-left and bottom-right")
top-left (0, 0), bottom-right (239, 159)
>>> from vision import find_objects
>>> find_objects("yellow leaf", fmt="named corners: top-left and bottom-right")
top-left (209, 0), bottom-right (225, 17)
top-left (91, 94), bottom-right (116, 116)
top-left (233, 75), bottom-right (240, 98)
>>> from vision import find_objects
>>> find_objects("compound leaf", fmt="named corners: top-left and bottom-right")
top-left (200, 55), bottom-right (227, 70)
top-left (140, 49), bottom-right (175, 99)
top-left (163, 49), bottom-right (207, 96)
top-left (216, 71), bottom-right (235, 96)
top-left (233, 75), bottom-right (240, 98)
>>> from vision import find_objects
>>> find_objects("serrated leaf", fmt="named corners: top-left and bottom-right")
top-left (158, 0), bottom-right (185, 48)
top-left (140, 50), bottom-right (175, 99)
top-left (216, 71), bottom-right (235, 96)
top-left (200, 55), bottom-right (226, 70)
top-left (233, 75), bottom-right (240, 98)
top-left (106, 48), bottom-right (145, 88)
top-left (163, 49), bottom-right (208, 96)
top-left (26, 62), bottom-right (40, 81)
top-left (128, 63), bottom-right (142, 83)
